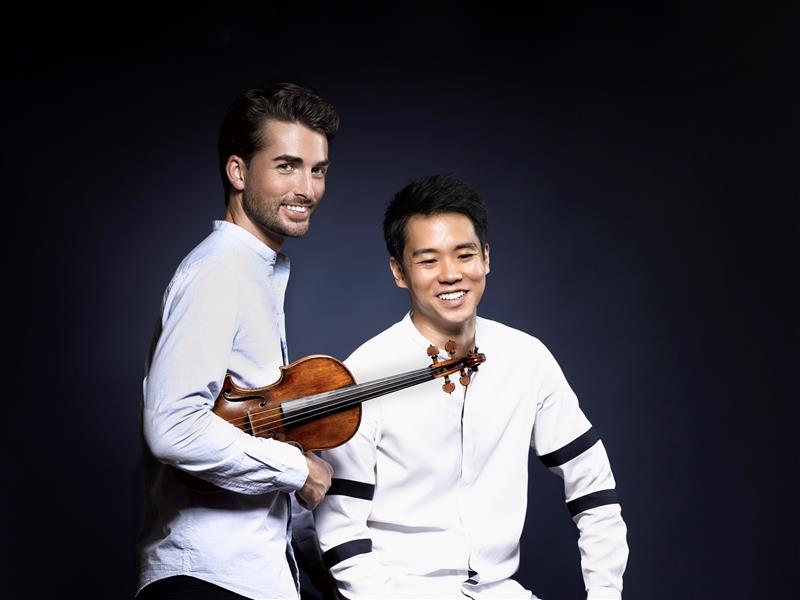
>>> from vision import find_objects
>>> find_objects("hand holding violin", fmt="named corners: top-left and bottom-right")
top-left (298, 452), bottom-right (333, 510)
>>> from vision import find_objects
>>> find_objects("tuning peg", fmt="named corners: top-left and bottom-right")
top-left (427, 344), bottom-right (440, 364)
top-left (442, 375), bottom-right (455, 394)
top-left (459, 368), bottom-right (471, 387)
top-left (445, 340), bottom-right (457, 357)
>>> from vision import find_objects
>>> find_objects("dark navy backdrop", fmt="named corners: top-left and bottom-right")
top-left (11, 5), bottom-right (795, 599)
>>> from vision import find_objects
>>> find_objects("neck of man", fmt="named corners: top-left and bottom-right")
top-left (410, 311), bottom-right (478, 356)
top-left (224, 196), bottom-right (284, 252)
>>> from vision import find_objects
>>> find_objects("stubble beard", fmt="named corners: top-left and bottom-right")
top-left (242, 188), bottom-right (312, 240)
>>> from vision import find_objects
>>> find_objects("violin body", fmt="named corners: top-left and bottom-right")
top-left (216, 354), bottom-right (359, 452)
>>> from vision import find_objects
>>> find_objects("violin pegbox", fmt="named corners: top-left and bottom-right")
top-left (428, 340), bottom-right (475, 394)
top-left (446, 340), bottom-right (472, 387)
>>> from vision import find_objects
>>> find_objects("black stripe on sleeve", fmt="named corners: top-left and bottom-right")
top-left (322, 538), bottom-right (373, 569)
top-left (538, 427), bottom-right (600, 468)
top-left (328, 478), bottom-right (375, 500)
top-left (567, 489), bottom-right (619, 517)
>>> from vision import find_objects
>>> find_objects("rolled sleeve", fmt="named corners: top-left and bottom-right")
top-left (143, 257), bottom-right (306, 495)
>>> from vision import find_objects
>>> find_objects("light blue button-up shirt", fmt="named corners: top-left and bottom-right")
top-left (137, 220), bottom-right (309, 599)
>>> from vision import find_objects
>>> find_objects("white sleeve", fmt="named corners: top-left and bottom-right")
top-left (142, 258), bottom-right (308, 495)
top-left (531, 341), bottom-right (629, 599)
top-left (314, 400), bottom-right (399, 599)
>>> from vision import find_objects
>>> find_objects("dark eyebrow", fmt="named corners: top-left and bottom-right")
top-left (272, 154), bottom-right (330, 168)
top-left (455, 242), bottom-right (479, 251)
top-left (411, 242), bottom-right (479, 258)
top-left (272, 154), bottom-right (303, 164)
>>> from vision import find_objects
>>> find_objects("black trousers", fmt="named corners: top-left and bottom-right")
top-left (137, 576), bottom-right (250, 599)
top-left (137, 575), bottom-right (321, 600)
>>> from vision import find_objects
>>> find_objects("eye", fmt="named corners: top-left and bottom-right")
top-left (277, 163), bottom-right (294, 173)
top-left (458, 253), bottom-right (477, 260)
top-left (311, 166), bottom-right (328, 178)
top-left (417, 259), bottom-right (437, 265)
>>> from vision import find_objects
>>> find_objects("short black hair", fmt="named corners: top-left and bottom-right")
top-left (383, 174), bottom-right (488, 265)
top-left (217, 83), bottom-right (340, 203)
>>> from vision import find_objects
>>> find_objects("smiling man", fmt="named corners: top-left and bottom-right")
top-left (314, 174), bottom-right (629, 599)
top-left (137, 84), bottom-right (338, 600)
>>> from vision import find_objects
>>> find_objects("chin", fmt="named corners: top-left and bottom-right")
top-left (282, 223), bottom-right (311, 238)
top-left (438, 311), bottom-right (475, 331)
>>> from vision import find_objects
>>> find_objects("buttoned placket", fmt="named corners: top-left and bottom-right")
top-left (271, 253), bottom-right (291, 366)
top-left (459, 352), bottom-right (481, 587)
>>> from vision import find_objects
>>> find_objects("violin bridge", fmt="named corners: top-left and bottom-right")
top-left (245, 411), bottom-right (256, 436)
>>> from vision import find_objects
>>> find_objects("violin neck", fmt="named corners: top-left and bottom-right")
top-left (281, 366), bottom-right (436, 417)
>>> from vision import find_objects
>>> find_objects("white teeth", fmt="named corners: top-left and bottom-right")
top-left (438, 291), bottom-right (465, 301)
top-left (284, 205), bottom-right (308, 213)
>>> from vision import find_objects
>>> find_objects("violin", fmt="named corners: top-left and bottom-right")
top-left (180, 341), bottom-right (486, 492)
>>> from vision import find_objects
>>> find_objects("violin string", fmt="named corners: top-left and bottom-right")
top-left (221, 360), bottom-right (472, 430)
top-left (252, 360), bottom-right (476, 435)
top-left (252, 371), bottom-right (444, 435)
top-left (248, 369), bottom-right (436, 432)
top-left (281, 366), bottom-right (432, 412)
top-left (268, 370), bottom-right (441, 430)
top-left (217, 366), bottom-right (434, 429)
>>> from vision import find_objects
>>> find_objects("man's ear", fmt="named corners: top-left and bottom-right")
top-left (389, 257), bottom-right (408, 289)
top-left (226, 155), bottom-right (246, 192)
top-left (483, 242), bottom-right (490, 275)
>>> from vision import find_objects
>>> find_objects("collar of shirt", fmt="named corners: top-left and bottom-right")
top-left (400, 311), bottom-right (483, 359)
top-left (212, 219), bottom-right (288, 268)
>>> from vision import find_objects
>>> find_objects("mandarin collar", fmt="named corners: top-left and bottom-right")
top-left (213, 220), bottom-right (285, 265)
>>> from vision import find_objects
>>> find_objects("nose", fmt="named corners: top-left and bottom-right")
top-left (294, 169), bottom-right (317, 202)
top-left (438, 257), bottom-right (462, 284)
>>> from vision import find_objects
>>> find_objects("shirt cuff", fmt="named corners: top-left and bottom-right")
top-left (587, 586), bottom-right (621, 599)
top-left (242, 435), bottom-right (309, 491)
top-left (271, 441), bottom-right (309, 491)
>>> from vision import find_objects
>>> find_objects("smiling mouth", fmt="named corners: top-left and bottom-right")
top-left (282, 204), bottom-right (309, 214)
top-left (437, 291), bottom-right (467, 301)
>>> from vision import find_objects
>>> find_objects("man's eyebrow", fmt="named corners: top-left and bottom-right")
top-left (272, 154), bottom-right (303, 163)
top-left (411, 247), bottom-right (438, 257)
top-left (455, 242), bottom-right (479, 251)
top-left (271, 155), bottom-right (330, 168)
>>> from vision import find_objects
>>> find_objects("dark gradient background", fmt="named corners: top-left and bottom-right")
top-left (9, 5), bottom-right (796, 599)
